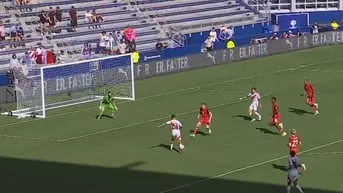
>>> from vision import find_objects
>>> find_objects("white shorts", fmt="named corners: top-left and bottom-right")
top-left (171, 129), bottom-right (181, 140)
top-left (249, 103), bottom-right (259, 111)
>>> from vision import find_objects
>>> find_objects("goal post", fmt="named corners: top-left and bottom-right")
top-left (1, 53), bottom-right (135, 118)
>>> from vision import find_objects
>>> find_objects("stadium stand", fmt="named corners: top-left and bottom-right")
top-left (0, 0), bottom-right (340, 68)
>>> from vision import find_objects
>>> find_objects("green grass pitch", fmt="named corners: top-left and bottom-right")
top-left (0, 44), bottom-right (343, 193)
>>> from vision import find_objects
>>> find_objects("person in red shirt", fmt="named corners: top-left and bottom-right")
top-left (301, 79), bottom-right (319, 115)
top-left (288, 129), bottom-right (302, 155)
top-left (269, 97), bottom-right (287, 136)
top-left (190, 103), bottom-right (213, 137)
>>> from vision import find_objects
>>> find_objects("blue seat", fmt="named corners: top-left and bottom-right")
top-left (164, 11), bottom-right (250, 24)
top-left (52, 23), bottom-right (155, 39)
top-left (19, 2), bottom-right (127, 17)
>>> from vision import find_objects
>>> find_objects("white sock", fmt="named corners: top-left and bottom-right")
top-left (254, 112), bottom-right (262, 120)
top-left (170, 144), bottom-right (173, 150)
top-left (278, 123), bottom-right (284, 129)
top-left (249, 111), bottom-right (252, 116)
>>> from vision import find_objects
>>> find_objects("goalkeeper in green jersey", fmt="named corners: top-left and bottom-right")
top-left (98, 91), bottom-right (118, 119)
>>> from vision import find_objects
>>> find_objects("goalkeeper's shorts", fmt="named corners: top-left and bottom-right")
top-left (99, 104), bottom-right (115, 111)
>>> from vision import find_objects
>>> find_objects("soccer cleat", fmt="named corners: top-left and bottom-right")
top-left (112, 115), bottom-right (116, 119)
top-left (250, 118), bottom-right (256, 122)
top-left (301, 163), bottom-right (307, 171)
top-left (190, 134), bottom-right (195, 137)
top-left (282, 132), bottom-right (287, 136)
top-left (314, 110), bottom-right (319, 115)
top-left (207, 129), bottom-right (212, 134)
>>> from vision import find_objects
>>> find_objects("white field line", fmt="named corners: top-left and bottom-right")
top-left (59, 94), bottom-right (272, 142)
top-left (303, 151), bottom-right (343, 156)
top-left (0, 57), bottom-right (342, 130)
top-left (295, 69), bottom-right (343, 73)
top-left (0, 134), bottom-right (61, 142)
top-left (158, 138), bottom-right (343, 193)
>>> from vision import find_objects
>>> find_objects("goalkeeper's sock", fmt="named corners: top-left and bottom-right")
top-left (98, 112), bottom-right (103, 119)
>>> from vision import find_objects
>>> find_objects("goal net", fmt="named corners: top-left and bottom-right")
top-left (2, 53), bottom-right (135, 118)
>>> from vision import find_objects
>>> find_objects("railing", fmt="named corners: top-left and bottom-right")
top-left (248, 0), bottom-right (271, 21)
top-left (135, 0), bottom-right (186, 47)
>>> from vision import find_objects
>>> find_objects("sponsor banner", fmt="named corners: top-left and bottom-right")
top-left (134, 31), bottom-right (343, 79)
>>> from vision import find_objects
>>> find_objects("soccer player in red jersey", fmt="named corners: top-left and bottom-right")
top-left (302, 79), bottom-right (319, 115)
top-left (288, 129), bottom-right (302, 155)
top-left (269, 97), bottom-right (287, 136)
top-left (190, 103), bottom-right (212, 137)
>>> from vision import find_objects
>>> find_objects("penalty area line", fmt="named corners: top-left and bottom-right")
top-left (157, 138), bottom-right (343, 193)
top-left (0, 134), bottom-right (61, 142)
top-left (0, 57), bottom-right (342, 130)
top-left (59, 94), bottom-right (272, 142)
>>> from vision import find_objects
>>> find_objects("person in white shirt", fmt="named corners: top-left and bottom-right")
top-left (209, 27), bottom-right (218, 42)
top-left (106, 33), bottom-right (114, 52)
top-left (10, 54), bottom-right (20, 69)
top-left (118, 40), bottom-right (127, 54)
top-left (85, 10), bottom-right (92, 23)
top-left (158, 114), bottom-right (185, 151)
top-left (99, 31), bottom-right (107, 53)
top-left (239, 87), bottom-right (262, 122)
top-left (227, 26), bottom-right (234, 40)
top-left (204, 36), bottom-right (214, 51)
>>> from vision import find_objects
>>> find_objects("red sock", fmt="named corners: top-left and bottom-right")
top-left (309, 104), bottom-right (317, 111)
top-left (193, 128), bottom-right (198, 134)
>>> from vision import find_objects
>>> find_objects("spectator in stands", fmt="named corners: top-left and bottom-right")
top-left (82, 43), bottom-right (91, 59)
top-left (52, 19), bottom-right (61, 34)
top-left (311, 22), bottom-right (319, 34)
top-left (287, 31), bottom-right (295, 38)
top-left (226, 38), bottom-right (235, 49)
top-left (35, 45), bottom-right (43, 64)
top-left (99, 31), bottom-right (107, 54)
top-left (55, 7), bottom-right (62, 23)
top-left (85, 10), bottom-right (93, 27)
top-left (107, 33), bottom-right (115, 54)
top-left (204, 35), bottom-right (214, 51)
top-left (57, 50), bottom-right (66, 64)
top-left (114, 31), bottom-right (123, 46)
top-left (118, 39), bottom-right (127, 55)
top-left (28, 46), bottom-right (36, 64)
top-left (91, 10), bottom-right (104, 29)
top-left (0, 22), bottom-right (5, 42)
top-left (227, 26), bottom-right (234, 40)
top-left (10, 24), bottom-right (17, 42)
top-left (209, 27), bottom-right (218, 42)
top-left (269, 33), bottom-right (278, 40)
top-left (155, 39), bottom-right (163, 50)
top-left (46, 49), bottom-right (55, 65)
top-left (48, 7), bottom-right (56, 27)
top-left (22, 52), bottom-right (31, 67)
top-left (17, 26), bottom-right (24, 46)
top-left (123, 25), bottom-right (136, 51)
top-left (69, 6), bottom-right (78, 31)
top-left (297, 30), bottom-right (304, 36)
top-left (10, 54), bottom-right (20, 69)
top-left (280, 32), bottom-right (288, 39)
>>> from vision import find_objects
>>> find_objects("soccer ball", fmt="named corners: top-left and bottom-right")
top-left (179, 144), bottom-right (185, 150)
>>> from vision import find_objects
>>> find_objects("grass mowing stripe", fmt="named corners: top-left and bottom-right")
top-left (0, 57), bottom-right (342, 130)
top-left (157, 138), bottom-right (343, 193)
top-left (59, 94), bottom-right (272, 142)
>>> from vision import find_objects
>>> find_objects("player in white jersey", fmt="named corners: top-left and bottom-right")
top-left (158, 114), bottom-right (185, 151)
top-left (240, 87), bottom-right (262, 122)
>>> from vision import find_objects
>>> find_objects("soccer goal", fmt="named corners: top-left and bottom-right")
top-left (1, 53), bottom-right (135, 118)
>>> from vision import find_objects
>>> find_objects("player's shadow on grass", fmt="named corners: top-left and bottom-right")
top-left (150, 143), bottom-right (180, 153)
top-left (95, 115), bottom-right (114, 119)
top-left (256, 128), bottom-right (280, 135)
top-left (188, 130), bottom-right (208, 136)
top-left (288, 108), bottom-right (312, 115)
top-left (232, 115), bottom-right (251, 121)
top-left (272, 164), bottom-right (303, 175)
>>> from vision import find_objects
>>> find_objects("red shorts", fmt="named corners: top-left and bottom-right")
top-left (306, 94), bottom-right (314, 104)
top-left (271, 114), bottom-right (281, 124)
top-left (290, 148), bottom-right (298, 155)
top-left (199, 118), bottom-right (210, 126)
